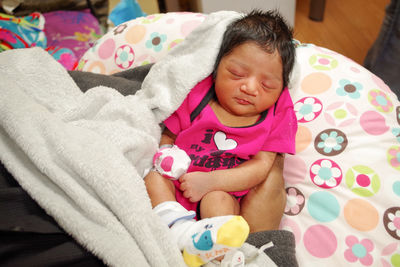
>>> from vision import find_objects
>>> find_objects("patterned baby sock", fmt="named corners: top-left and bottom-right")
top-left (172, 215), bottom-right (250, 267)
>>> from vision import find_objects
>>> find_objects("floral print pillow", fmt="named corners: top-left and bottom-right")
top-left (77, 12), bottom-right (206, 73)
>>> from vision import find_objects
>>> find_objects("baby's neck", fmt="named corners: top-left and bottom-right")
top-left (209, 100), bottom-right (260, 127)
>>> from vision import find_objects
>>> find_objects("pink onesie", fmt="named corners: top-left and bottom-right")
top-left (164, 75), bottom-right (297, 212)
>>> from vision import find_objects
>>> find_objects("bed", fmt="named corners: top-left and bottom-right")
top-left (1, 9), bottom-right (400, 267)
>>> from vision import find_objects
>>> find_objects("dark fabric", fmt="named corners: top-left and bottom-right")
top-left (0, 163), bottom-right (105, 267)
top-left (246, 230), bottom-right (298, 267)
top-left (68, 63), bottom-right (153, 95)
top-left (364, 0), bottom-right (400, 99)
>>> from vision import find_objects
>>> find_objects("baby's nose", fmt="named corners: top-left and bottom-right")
top-left (240, 83), bottom-right (258, 96)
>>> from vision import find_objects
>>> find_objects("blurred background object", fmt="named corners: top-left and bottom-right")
top-left (192, 0), bottom-right (295, 26)
top-left (294, 0), bottom-right (389, 65)
top-left (308, 0), bottom-right (325, 21)
top-left (364, 0), bottom-right (399, 98)
top-left (109, 0), bottom-right (160, 15)
top-left (108, 0), bottom-right (146, 27)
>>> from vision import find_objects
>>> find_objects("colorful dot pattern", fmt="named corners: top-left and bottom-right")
top-left (78, 12), bottom-right (206, 73)
top-left (80, 13), bottom-right (400, 266)
top-left (283, 43), bottom-right (400, 266)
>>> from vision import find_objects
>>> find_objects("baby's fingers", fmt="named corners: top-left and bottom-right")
top-left (180, 185), bottom-right (199, 202)
top-left (181, 187), bottom-right (193, 200)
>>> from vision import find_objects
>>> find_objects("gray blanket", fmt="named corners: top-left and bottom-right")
top-left (69, 64), bottom-right (153, 96)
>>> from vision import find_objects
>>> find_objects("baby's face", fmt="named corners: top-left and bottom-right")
top-left (214, 42), bottom-right (283, 119)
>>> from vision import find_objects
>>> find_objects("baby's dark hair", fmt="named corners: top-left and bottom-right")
top-left (213, 10), bottom-right (296, 89)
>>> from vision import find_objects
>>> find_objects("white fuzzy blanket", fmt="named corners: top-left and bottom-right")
top-left (0, 11), bottom-right (240, 267)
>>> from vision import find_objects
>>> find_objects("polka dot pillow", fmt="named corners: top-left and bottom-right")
top-left (79, 12), bottom-right (400, 267)
top-left (282, 42), bottom-right (400, 266)
top-left (77, 12), bottom-right (206, 74)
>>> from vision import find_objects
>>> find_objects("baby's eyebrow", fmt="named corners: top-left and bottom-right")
top-left (227, 58), bottom-right (249, 69)
top-left (262, 72), bottom-right (281, 79)
top-left (260, 73), bottom-right (283, 87)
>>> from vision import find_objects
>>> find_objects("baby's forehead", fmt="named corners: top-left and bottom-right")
top-left (232, 41), bottom-right (281, 58)
top-left (227, 43), bottom-right (282, 62)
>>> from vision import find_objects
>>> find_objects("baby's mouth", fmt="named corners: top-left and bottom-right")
top-left (235, 97), bottom-right (252, 105)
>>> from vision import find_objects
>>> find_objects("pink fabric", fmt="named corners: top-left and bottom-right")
top-left (161, 156), bottom-right (173, 172)
top-left (43, 9), bottom-right (101, 60)
top-left (164, 76), bottom-right (297, 212)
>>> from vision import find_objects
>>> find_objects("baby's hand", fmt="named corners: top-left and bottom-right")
top-left (179, 171), bottom-right (214, 202)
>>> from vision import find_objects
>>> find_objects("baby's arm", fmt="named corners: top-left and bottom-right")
top-left (179, 151), bottom-right (277, 202)
top-left (160, 127), bottom-right (176, 146)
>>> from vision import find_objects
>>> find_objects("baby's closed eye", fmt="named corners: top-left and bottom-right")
top-left (228, 69), bottom-right (245, 78)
